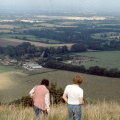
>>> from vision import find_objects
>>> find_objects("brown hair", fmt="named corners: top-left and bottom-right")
top-left (41, 79), bottom-right (49, 86)
top-left (73, 75), bottom-right (83, 85)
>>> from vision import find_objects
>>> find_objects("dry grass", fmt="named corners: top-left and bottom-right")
top-left (0, 38), bottom-right (20, 47)
top-left (0, 101), bottom-right (120, 120)
top-left (63, 16), bottom-right (106, 20)
top-left (0, 25), bottom-right (19, 29)
top-left (0, 71), bottom-right (27, 90)
top-left (0, 30), bottom-right (11, 33)
top-left (2, 38), bottom-right (73, 47)
top-left (35, 15), bottom-right (106, 20)
top-left (82, 101), bottom-right (120, 120)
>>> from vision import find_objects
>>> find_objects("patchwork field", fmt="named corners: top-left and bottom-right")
top-left (35, 15), bottom-right (106, 20)
top-left (0, 65), bottom-right (120, 103)
top-left (0, 38), bottom-right (73, 47)
top-left (0, 25), bottom-right (19, 29)
top-left (71, 51), bottom-right (120, 70)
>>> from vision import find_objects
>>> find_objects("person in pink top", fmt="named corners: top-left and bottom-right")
top-left (29, 79), bottom-right (50, 120)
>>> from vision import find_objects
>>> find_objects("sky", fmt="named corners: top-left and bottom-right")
top-left (0, 0), bottom-right (120, 13)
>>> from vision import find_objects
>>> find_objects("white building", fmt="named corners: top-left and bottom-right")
top-left (23, 62), bottom-right (42, 70)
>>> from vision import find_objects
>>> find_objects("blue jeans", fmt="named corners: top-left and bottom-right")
top-left (33, 105), bottom-right (48, 120)
top-left (68, 104), bottom-right (81, 120)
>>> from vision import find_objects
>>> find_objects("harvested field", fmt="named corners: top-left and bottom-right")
top-left (0, 39), bottom-right (20, 47)
top-left (35, 15), bottom-right (106, 20)
top-left (0, 25), bottom-right (19, 29)
top-left (1, 38), bottom-right (73, 47)
top-left (34, 23), bottom-right (77, 28)
top-left (63, 16), bottom-right (106, 20)
top-left (0, 30), bottom-right (11, 33)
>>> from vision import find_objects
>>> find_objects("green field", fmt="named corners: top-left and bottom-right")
top-left (70, 51), bottom-right (120, 70)
top-left (91, 32), bottom-right (120, 40)
top-left (0, 33), bottom-right (63, 44)
top-left (0, 65), bottom-right (16, 73)
top-left (0, 66), bottom-right (120, 103)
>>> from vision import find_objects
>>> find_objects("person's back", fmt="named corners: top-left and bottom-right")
top-left (29, 79), bottom-right (50, 120)
top-left (63, 75), bottom-right (84, 120)
top-left (34, 85), bottom-right (49, 110)
top-left (65, 85), bottom-right (83, 105)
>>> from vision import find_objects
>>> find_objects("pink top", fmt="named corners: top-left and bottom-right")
top-left (33, 85), bottom-right (49, 110)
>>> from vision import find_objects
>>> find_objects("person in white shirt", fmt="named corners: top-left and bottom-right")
top-left (63, 75), bottom-right (84, 120)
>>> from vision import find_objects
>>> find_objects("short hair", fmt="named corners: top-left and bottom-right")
top-left (41, 79), bottom-right (49, 86)
top-left (73, 75), bottom-right (83, 85)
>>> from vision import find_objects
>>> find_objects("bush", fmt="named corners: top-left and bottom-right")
top-left (10, 82), bottom-right (65, 107)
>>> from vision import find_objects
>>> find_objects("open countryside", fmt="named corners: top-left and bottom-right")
top-left (69, 51), bottom-right (120, 70)
top-left (1, 12), bottom-right (120, 103)
top-left (0, 8), bottom-right (120, 120)
top-left (0, 65), bottom-right (120, 104)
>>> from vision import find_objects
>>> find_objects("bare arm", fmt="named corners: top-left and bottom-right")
top-left (80, 98), bottom-right (84, 105)
top-left (45, 92), bottom-right (50, 113)
top-left (62, 93), bottom-right (68, 103)
top-left (29, 87), bottom-right (35, 98)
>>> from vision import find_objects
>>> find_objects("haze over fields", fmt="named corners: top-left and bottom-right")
top-left (0, 0), bottom-right (120, 14)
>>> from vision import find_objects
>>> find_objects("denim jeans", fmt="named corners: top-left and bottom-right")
top-left (33, 105), bottom-right (48, 120)
top-left (68, 104), bottom-right (81, 120)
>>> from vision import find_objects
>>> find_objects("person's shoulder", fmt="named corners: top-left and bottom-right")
top-left (66, 84), bottom-right (72, 88)
top-left (66, 85), bottom-right (74, 90)
top-left (78, 87), bottom-right (83, 91)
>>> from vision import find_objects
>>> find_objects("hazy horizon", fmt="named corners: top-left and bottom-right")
top-left (0, 0), bottom-right (120, 14)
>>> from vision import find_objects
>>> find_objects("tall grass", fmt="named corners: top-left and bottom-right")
top-left (0, 101), bottom-right (120, 120)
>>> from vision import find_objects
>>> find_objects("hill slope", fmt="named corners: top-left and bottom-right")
top-left (0, 67), bottom-right (120, 103)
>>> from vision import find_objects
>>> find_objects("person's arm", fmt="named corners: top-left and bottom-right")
top-left (45, 92), bottom-right (50, 113)
top-left (79, 97), bottom-right (84, 105)
top-left (29, 87), bottom-right (35, 98)
top-left (62, 93), bottom-right (68, 103)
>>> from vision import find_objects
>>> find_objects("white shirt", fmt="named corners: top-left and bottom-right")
top-left (29, 86), bottom-right (50, 110)
top-left (64, 85), bottom-right (83, 105)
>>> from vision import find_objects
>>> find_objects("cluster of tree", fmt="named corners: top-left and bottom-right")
top-left (27, 29), bottom-right (92, 43)
top-left (2, 19), bottom-right (120, 51)
top-left (0, 42), bottom-right (37, 58)
top-left (43, 60), bottom-right (120, 78)
top-left (25, 26), bottom-right (120, 51)
top-left (0, 42), bottom-right (87, 59)
top-left (109, 40), bottom-right (120, 50)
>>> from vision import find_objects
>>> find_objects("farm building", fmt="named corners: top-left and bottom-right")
top-left (23, 62), bottom-right (42, 70)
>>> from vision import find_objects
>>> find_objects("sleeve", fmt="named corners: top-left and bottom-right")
top-left (29, 87), bottom-right (35, 98)
top-left (45, 92), bottom-right (50, 110)
top-left (79, 89), bottom-right (83, 98)
top-left (64, 86), bottom-right (68, 94)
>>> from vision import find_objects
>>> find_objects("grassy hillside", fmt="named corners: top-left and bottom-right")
top-left (0, 101), bottom-right (120, 120)
top-left (0, 65), bottom-right (120, 103)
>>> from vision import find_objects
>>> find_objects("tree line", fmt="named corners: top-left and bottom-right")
top-left (43, 60), bottom-right (120, 78)
top-left (0, 42), bottom-right (87, 59)
top-left (25, 28), bottom-right (120, 51)
top-left (0, 42), bottom-right (120, 78)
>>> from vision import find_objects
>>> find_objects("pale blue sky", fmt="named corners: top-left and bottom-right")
top-left (0, 0), bottom-right (120, 12)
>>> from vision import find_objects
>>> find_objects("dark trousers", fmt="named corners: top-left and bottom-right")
top-left (33, 105), bottom-right (48, 120)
